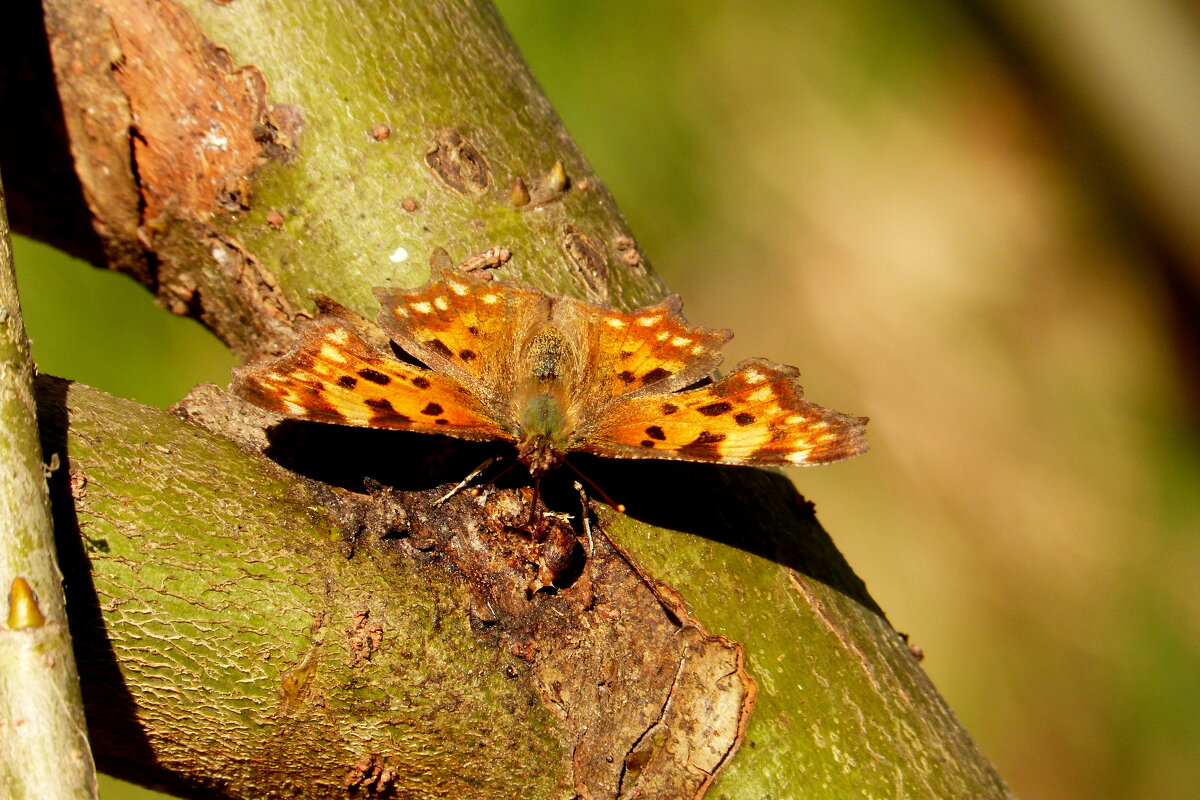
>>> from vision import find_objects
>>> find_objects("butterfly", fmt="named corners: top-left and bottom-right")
top-left (230, 265), bottom-right (868, 489)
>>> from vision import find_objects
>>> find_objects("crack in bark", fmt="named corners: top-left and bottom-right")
top-left (788, 568), bottom-right (881, 693)
top-left (616, 646), bottom-right (689, 797)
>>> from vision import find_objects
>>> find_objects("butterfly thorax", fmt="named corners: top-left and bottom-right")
top-left (514, 323), bottom-right (578, 475)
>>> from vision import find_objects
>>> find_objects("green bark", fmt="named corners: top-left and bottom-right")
top-left (37, 377), bottom-right (568, 798)
top-left (12, 0), bottom-right (1015, 797)
top-left (0, 179), bottom-right (98, 796)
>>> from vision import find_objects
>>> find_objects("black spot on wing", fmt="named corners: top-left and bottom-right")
top-left (358, 368), bottom-right (391, 385)
top-left (459, 349), bottom-right (477, 361)
top-left (642, 367), bottom-right (671, 384)
top-left (337, 375), bottom-right (358, 389)
top-left (641, 440), bottom-right (656, 448)
top-left (734, 412), bottom-right (756, 426)
top-left (679, 430), bottom-right (726, 460)
top-left (661, 403), bottom-right (679, 415)
top-left (645, 425), bottom-right (666, 441)
top-left (618, 370), bottom-right (636, 384)
top-left (425, 339), bottom-right (454, 359)
top-left (697, 401), bottom-right (732, 416)
top-left (412, 376), bottom-right (431, 389)
top-left (421, 402), bottom-right (444, 416)
top-left (363, 397), bottom-right (411, 424)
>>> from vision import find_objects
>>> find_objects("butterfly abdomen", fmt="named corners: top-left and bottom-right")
top-left (521, 393), bottom-right (567, 439)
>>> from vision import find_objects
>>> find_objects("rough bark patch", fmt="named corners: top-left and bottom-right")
top-left (424, 128), bottom-right (492, 199)
top-left (560, 223), bottom-right (609, 302)
top-left (43, 0), bottom-right (148, 280)
top-left (403, 488), bottom-right (757, 799)
top-left (96, 0), bottom-right (291, 222)
top-left (44, 0), bottom-right (299, 354)
top-left (177, 386), bottom-right (758, 798)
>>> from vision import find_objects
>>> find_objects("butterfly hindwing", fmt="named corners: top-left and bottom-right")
top-left (231, 317), bottom-right (515, 444)
top-left (577, 358), bottom-right (869, 465)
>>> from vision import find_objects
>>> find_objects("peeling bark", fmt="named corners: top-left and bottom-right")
top-left (44, 0), bottom-right (299, 351)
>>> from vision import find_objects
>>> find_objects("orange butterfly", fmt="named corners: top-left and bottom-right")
top-left (231, 266), bottom-right (868, 481)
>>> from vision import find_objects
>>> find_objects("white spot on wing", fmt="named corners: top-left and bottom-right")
top-left (744, 369), bottom-right (766, 384)
top-left (449, 281), bottom-right (469, 296)
top-left (319, 345), bottom-right (347, 364)
top-left (326, 328), bottom-right (350, 344)
top-left (606, 317), bottom-right (626, 328)
top-left (412, 301), bottom-right (433, 314)
top-left (434, 296), bottom-right (449, 311)
top-left (283, 401), bottom-right (307, 416)
top-left (671, 336), bottom-right (692, 347)
top-left (482, 294), bottom-right (499, 305)
top-left (637, 315), bottom-right (661, 327)
top-left (786, 450), bottom-right (812, 465)
top-left (389, 246), bottom-right (409, 263)
top-left (750, 387), bottom-right (773, 402)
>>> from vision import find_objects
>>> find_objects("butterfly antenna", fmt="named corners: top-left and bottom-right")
top-left (561, 457), bottom-right (625, 514)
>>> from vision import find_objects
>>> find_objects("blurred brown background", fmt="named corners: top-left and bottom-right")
top-left (13, 1), bottom-right (1199, 798)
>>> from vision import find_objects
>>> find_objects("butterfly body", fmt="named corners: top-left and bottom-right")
top-left (232, 266), bottom-right (869, 478)
top-left (510, 324), bottom-right (577, 473)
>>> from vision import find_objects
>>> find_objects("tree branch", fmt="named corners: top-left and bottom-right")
top-left (0, 178), bottom-right (98, 797)
top-left (11, 0), bottom-right (1015, 797)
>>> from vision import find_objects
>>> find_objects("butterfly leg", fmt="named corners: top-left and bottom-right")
top-left (524, 475), bottom-right (544, 531)
top-left (433, 456), bottom-right (501, 506)
top-left (572, 481), bottom-right (596, 562)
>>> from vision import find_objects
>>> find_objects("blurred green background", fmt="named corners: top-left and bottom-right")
top-left (13, 1), bottom-right (1200, 798)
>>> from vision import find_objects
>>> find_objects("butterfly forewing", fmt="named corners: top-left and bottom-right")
top-left (557, 294), bottom-right (732, 405)
top-left (577, 358), bottom-right (868, 466)
top-left (373, 266), bottom-right (551, 397)
top-left (231, 318), bottom-right (515, 444)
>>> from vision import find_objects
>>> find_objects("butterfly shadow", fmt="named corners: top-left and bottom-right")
top-left (259, 420), bottom-right (882, 618)
top-left (260, 419), bottom-right (508, 494)
top-left (561, 455), bottom-right (885, 618)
